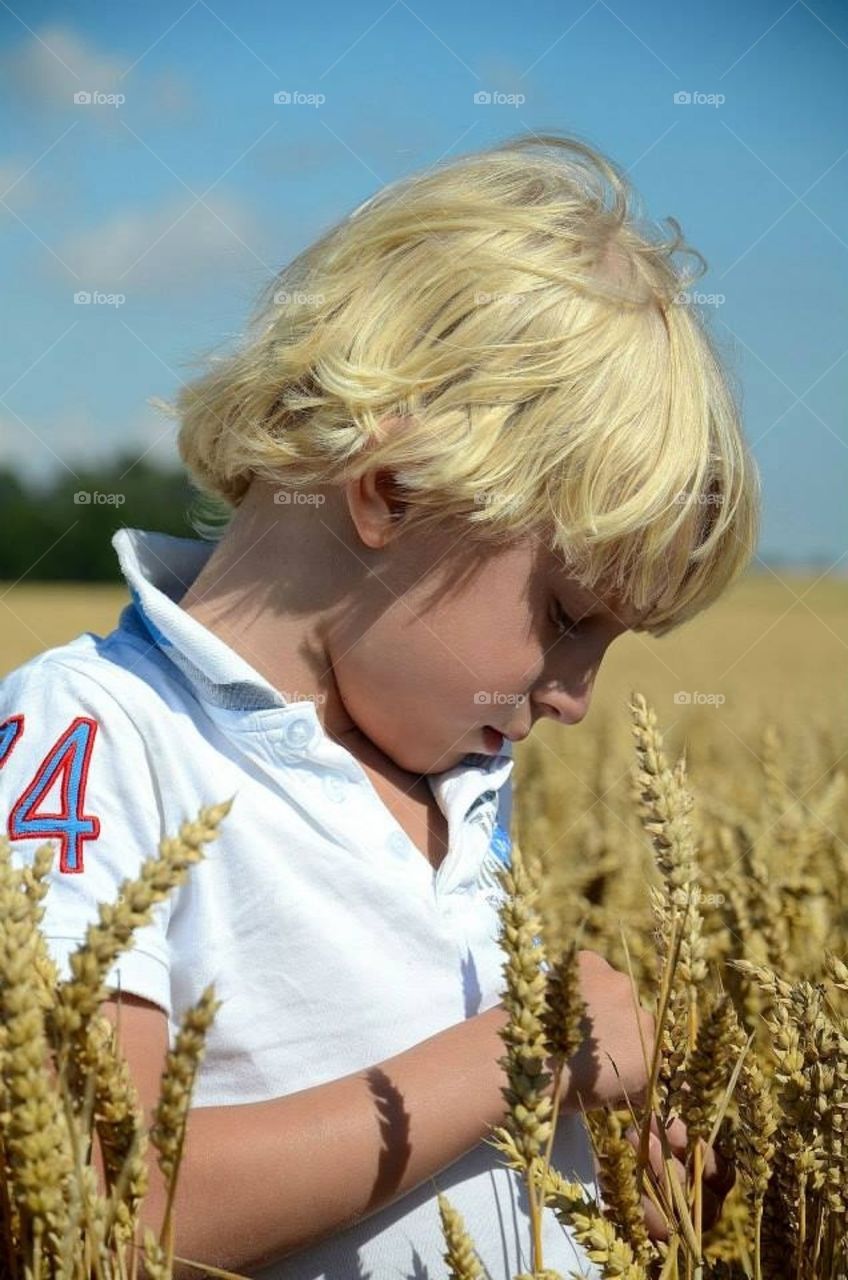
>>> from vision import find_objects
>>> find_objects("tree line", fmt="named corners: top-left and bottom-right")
top-left (0, 458), bottom-right (829, 583)
top-left (0, 456), bottom-right (202, 582)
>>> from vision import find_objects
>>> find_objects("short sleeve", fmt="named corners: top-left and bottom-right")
top-left (0, 656), bottom-right (172, 1017)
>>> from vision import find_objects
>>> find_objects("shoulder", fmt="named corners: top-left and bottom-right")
top-left (0, 644), bottom-right (170, 874)
top-left (3, 638), bottom-right (124, 696)
top-left (1, 642), bottom-right (140, 743)
top-left (1, 624), bottom-right (188, 741)
top-left (0, 642), bottom-right (177, 1010)
top-left (0, 636), bottom-right (228, 872)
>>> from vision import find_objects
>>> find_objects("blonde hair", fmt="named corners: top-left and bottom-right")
top-left (171, 129), bottom-right (760, 637)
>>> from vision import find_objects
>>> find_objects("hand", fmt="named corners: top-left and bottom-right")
top-left (620, 1114), bottom-right (736, 1242)
top-left (549, 949), bottom-right (656, 1113)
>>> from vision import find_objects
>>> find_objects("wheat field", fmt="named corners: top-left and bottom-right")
top-left (1, 571), bottom-right (844, 720)
top-left (1, 571), bottom-right (847, 1279)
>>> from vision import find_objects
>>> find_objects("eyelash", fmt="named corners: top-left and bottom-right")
top-left (551, 601), bottom-right (581, 639)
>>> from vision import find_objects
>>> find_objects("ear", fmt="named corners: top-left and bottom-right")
top-left (344, 467), bottom-right (408, 550)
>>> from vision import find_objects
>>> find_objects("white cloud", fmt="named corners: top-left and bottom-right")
top-left (1, 25), bottom-right (197, 125)
top-left (3, 25), bottom-right (127, 110)
top-left (55, 193), bottom-right (267, 292)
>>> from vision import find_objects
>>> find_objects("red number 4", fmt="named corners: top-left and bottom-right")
top-left (0, 714), bottom-right (101, 874)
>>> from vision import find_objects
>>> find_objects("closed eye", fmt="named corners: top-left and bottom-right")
top-left (550, 599), bottom-right (583, 639)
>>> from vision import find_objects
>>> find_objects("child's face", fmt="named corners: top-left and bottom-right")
top-left (327, 472), bottom-right (642, 775)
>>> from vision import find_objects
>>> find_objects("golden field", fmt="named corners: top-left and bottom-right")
top-left (501, 569), bottom-right (848, 1278)
top-left (1, 569), bottom-right (847, 1278)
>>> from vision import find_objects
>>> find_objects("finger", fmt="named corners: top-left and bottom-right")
top-left (624, 1113), bottom-right (689, 1158)
top-left (638, 1160), bottom-right (686, 1240)
top-left (640, 1193), bottom-right (669, 1243)
top-left (623, 1123), bottom-right (654, 1171)
top-left (646, 1116), bottom-right (731, 1182)
top-left (636, 1130), bottom-right (687, 1185)
top-left (666, 1121), bottom-right (691, 1162)
top-left (623, 1120), bottom-right (666, 1159)
top-left (650, 1131), bottom-right (662, 1166)
top-left (623, 1128), bottom-right (670, 1188)
top-left (619, 1128), bottom-right (730, 1236)
top-left (627, 1136), bottom-right (732, 1231)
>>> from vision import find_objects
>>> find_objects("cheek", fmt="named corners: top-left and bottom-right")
top-left (333, 604), bottom-right (472, 712)
top-left (389, 595), bottom-right (499, 692)
top-left (469, 644), bottom-right (547, 704)
top-left (441, 616), bottom-right (543, 702)
top-left (332, 585), bottom-right (545, 714)
top-left (470, 607), bottom-right (547, 679)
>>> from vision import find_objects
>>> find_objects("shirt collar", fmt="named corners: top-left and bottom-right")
top-left (111, 527), bottom-right (514, 791)
top-left (113, 526), bottom-right (289, 711)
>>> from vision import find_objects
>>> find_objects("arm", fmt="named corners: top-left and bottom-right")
top-left (98, 996), bottom-right (517, 1279)
top-left (97, 953), bottom-right (658, 1277)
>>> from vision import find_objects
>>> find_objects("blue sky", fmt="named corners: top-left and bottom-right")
top-left (1, 0), bottom-right (846, 565)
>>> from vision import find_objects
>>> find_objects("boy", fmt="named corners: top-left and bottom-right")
top-left (0, 131), bottom-right (756, 1277)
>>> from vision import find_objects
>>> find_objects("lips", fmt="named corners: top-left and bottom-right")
top-left (482, 725), bottom-right (530, 749)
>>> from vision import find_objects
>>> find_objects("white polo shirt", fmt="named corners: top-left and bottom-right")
top-left (0, 527), bottom-right (600, 1280)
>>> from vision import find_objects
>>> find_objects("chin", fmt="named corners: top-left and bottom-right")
top-left (400, 742), bottom-right (464, 776)
top-left (358, 722), bottom-right (470, 776)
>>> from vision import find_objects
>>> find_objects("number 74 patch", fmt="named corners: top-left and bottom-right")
top-left (0, 714), bottom-right (101, 874)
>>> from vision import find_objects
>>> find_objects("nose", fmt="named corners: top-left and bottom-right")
top-left (531, 682), bottom-right (594, 727)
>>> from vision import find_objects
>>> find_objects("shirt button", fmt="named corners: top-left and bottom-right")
top-left (387, 830), bottom-right (413, 858)
top-left (322, 771), bottom-right (348, 803)
top-left (281, 715), bottom-right (317, 751)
